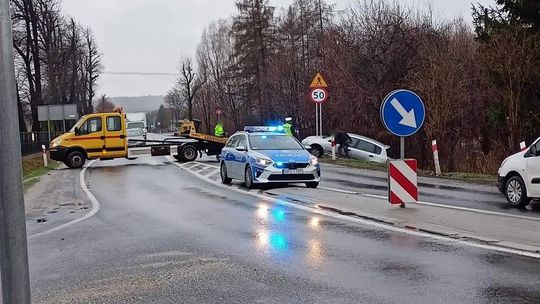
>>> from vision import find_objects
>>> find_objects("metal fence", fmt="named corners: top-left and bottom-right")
top-left (20, 132), bottom-right (62, 156)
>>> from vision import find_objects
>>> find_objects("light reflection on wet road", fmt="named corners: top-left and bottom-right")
top-left (27, 158), bottom-right (540, 304)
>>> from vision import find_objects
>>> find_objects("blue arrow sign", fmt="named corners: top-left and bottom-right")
top-left (381, 89), bottom-right (425, 137)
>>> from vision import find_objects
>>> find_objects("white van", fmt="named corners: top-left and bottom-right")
top-left (497, 137), bottom-right (540, 207)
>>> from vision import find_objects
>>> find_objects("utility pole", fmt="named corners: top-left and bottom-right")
top-left (0, 0), bottom-right (32, 302)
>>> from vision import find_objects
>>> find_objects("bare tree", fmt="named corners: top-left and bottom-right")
top-left (164, 86), bottom-right (185, 123)
top-left (480, 27), bottom-right (540, 151)
top-left (94, 95), bottom-right (115, 113)
top-left (82, 27), bottom-right (102, 114)
top-left (11, 0), bottom-right (103, 130)
top-left (178, 57), bottom-right (204, 120)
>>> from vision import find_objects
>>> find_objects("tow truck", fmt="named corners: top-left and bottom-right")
top-left (49, 111), bottom-right (228, 168)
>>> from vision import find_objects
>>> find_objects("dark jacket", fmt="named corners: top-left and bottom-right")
top-left (335, 130), bottom-right (352, 145)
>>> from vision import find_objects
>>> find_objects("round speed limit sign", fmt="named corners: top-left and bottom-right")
top-left (310, 87), bottom-right (328, 104)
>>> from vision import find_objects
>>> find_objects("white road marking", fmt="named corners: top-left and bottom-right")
top-left (319, 187), bottom-right (359, 195)
top-left (186, 159), bottom-right (540, 222)
top-left (362, 194), bottom-right (540, 222)
top-left (171, 160), bottom-right (540, 259)
top-left (204, 169), bottom-right (219, 177)
top-left (29, 160), bottom-right (100, 238)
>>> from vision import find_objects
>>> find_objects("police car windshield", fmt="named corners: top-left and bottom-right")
top-left (249, 134), bottom-right (303, 150)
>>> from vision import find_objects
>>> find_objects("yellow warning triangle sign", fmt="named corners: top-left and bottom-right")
top-left (310, 73), bottom-right (328, 88)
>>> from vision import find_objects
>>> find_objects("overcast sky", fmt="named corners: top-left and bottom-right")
top-left (62, 0), bottom-right (494, 98)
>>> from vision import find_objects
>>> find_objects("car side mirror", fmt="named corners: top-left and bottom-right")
top-left (74, 127), bottom-right (80, 136)
top-left (236, 145), bottom-right (247, 152)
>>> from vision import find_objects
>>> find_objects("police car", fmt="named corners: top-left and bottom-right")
top-left (220, 126), bottom-right (321, 189)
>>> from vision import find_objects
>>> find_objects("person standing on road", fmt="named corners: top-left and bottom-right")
top-left (283, 117), bottom-right (296, 137)
top-left (335, 130), bottom-right (352, 159)
top-left (214, 119), bottom-right (224, 137)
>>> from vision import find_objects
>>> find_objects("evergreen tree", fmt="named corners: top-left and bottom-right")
top-left (232, 0), bottom-right (276, 122)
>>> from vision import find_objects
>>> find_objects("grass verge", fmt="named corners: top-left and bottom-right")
top-left (319, 157), bottom-right (387, 171)
top-left (22, 153), bottom-right (60, 189)
top-left (319, 157), bottom-right (497, 185)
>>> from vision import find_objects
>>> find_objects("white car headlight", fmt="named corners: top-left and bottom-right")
top-left (256, 158), bottom-right (273, 167)
top-left (309, 157), bottom-right (319, 166)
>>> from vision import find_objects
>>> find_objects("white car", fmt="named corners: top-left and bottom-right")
top-left (302, 133), bottom-right (389, 163)
top-left (497, 137), bottom-right (540, 207)
top-left (126, 127), bottom-right (147, 146)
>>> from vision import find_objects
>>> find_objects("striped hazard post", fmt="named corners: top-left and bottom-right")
top-left (388, 159), bottom-right (418, 206)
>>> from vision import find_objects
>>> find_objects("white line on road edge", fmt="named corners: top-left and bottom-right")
top-left (29, 160), bottom-right (100, 238)
top-left (319, 187), bottom-right (359, 195)
top-left (205, 169), bottom-right (219, 177)
top-left (362, 194), bottom-right (540, 222)
top-left (170, 159), bottom-right (540, 259)
top-left (189, 159), bottom-right (540, 222)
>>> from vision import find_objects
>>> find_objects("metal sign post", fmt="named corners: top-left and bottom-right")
top-left (0, 0), bottom-right (32, 302)
top-left (381, 89), bottom-right (425, 208)
top-left (319, 103), bottom-right (323, 135)
top-left (315, 104), bottom-right (319, 136)
top-left (309, 73), bottom-right (329, 136)
top-left (400, 137), bottom-right (405, 159)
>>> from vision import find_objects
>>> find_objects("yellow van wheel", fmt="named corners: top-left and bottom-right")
top-left (65, 151), bottom-right (86, 169)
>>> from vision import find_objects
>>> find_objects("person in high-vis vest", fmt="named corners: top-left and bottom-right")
top-left (283, 117), bottom-right (296, 137)
top-left (214, 121), bottom-right (224, 137)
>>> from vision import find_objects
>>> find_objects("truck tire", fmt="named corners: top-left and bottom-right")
top-left (173, 154), bottom-right (186, 162)
top-left (65, 151), bottom-right (86, 169)
top-left (505, 176), bottom-right (531, 207)
top-left (180, 145), bottom-right (198, 162)
top-left (309, 144), bottom-right (324, 158)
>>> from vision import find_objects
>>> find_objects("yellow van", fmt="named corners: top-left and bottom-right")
top-left (49, 112), bottom-right (128, 168)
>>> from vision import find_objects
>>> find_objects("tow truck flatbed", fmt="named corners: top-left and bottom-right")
top-left (49, 112), bottom-right (229, 168)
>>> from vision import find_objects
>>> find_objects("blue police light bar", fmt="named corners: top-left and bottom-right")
top-left (244, 126), bottom-right (285, 133)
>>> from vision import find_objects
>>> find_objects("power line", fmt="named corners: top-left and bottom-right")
top-left (103, 71), bottom-right (177, 76)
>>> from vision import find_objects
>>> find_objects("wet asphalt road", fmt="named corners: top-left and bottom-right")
top-left (27, 157), bottom-right (540, 304)
top-left (319, 165), bottom-right (540, 218)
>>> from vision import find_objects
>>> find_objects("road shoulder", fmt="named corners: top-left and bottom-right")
top-left (181, 159), bottom-right (540, 257)
top-left (24, 164), bottom-right (92, 237)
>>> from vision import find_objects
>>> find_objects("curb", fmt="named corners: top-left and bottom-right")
top-left (316, 204), bottom-right (540, 255)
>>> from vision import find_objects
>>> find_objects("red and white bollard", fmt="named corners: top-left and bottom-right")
top-left (431, 140), bottom-right (441, 176)
top-left (331, 136), bottom-right (337, 160)
top-left (520, 141), bottom-right (527, 151)
top-left (41, 145), bottom-right (48, 167)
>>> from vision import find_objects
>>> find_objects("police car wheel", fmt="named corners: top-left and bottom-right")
top-left (306, 182), bottom-right (319, 189)
top-left (66, 151), bottom-right (86, 169)
top-left (220, 163), bottom-right (232, 184)
top-left (505, 176), bottom-right (531, 208)
top-left (244, 165), bottom-right (255, 189)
